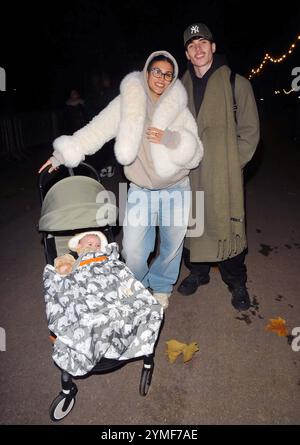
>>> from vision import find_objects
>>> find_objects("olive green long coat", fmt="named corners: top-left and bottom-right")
top-left (182, 65), bottom-right (260, 262)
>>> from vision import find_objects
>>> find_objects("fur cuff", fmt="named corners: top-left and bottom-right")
top-left (53, 135), bottom-right (85, 168)
top-left (168, 128), bottom-right (203, 167)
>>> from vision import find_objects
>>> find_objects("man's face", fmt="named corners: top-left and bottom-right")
top-left (185, 38), bottom-right (216, 70)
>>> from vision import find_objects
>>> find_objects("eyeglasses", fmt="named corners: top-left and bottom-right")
top-left (150, 67), bottom-right (174, 82)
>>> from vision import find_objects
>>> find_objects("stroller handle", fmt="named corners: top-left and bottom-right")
top-left (38, 162), bottom-right (101, 205)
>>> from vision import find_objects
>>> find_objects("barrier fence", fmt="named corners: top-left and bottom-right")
top-left (0, 109), bottom-right (65, 160)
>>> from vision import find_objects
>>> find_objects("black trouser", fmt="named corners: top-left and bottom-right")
top-left (183, 248), bottom-right (247, 289)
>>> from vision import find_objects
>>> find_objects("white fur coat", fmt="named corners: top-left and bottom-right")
top-left (53, 72), bottom-right (203, 179)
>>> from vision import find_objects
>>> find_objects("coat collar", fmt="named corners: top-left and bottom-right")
top-left (114, 71), bottom-right (188, 167)
top-left (120, 71), bottom-right (188, 129)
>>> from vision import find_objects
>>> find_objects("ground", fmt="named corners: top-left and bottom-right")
top-left (0, 105), bottom-right (299, 426)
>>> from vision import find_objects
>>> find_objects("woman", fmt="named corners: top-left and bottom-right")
top-left (39, 50), bottom-right (203, 309)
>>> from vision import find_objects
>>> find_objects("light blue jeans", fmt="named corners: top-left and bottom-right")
top-left (122, 178), bottom-right (191, 293)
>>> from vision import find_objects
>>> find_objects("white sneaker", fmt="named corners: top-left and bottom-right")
top-left (153, 292), bottom-right (171, 309)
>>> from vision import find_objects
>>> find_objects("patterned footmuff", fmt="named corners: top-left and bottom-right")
top-left (43, 243), bottom-right (163, 376)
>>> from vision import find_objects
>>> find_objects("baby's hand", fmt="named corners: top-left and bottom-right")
top-left (54, 254), bottom-right (75, 276)
top-left (57, 263), bottom-right (72, 276)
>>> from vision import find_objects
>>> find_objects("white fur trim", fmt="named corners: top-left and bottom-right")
top-left (68, 231), bottom-right (108, 252)
top-left (53, 135), bottom-right (85, 168)
top-left (151, 79), bottom-right (187, 129)
top-left (148, 78), bottom-right (202, 178)
top-left (167, 128), bottom-right (202, 167)
top-left (73, 96), bottom-right (120, 157)
top-left (52, 71), bottom-right (202, 178)
top-left (114, 72), bottom-right (147, 165)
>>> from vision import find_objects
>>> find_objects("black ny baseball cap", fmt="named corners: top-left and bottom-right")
top-left (184, 23), bottom-right (214, 46)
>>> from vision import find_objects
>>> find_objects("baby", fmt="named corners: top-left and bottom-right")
top-left (54, 231), bottom-right (108, 275)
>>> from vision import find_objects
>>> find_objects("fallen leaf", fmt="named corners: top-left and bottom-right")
top-left (182, 342), bottom-right (199, 363)
top-left (166, 339), bottom-right (186, 363)
top-left (266, 317), bottom-right (288, 337)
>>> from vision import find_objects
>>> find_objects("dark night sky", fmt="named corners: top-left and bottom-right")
top-left (1, 0), bottom-right (300, 110)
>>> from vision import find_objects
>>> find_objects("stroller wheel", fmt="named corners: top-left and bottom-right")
top-left (139, 367), bottom-right (153, 397)
top-left (49, 384), bottom-right (78, 421)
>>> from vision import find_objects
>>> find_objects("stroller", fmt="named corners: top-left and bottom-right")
top-left (38, 163), bottom-right (163, 421)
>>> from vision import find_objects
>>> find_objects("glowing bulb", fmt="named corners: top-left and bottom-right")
top-left (249, 34), bottom-right (300, 80)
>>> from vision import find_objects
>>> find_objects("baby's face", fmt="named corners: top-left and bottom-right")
top-left (78, 235), bottom-right (101, 253)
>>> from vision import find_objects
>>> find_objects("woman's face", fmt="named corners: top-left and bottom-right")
top-left (147, 60), bottom-right (174, 100)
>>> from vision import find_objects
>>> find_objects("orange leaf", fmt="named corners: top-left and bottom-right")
top-left (266, 317), bottom-right (288, 337)
top-left (166, 339), bottom-right (199, 364)
top-left (182, 342), bottom-right (199, 363)
top-left (166, 339), bottom-right (186, 363)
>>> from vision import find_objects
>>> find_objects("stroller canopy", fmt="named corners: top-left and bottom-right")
top-left (39, 176), bottom-right (117, 232)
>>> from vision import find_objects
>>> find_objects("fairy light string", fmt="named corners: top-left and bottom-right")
top-left (248, 34), bottom-right (300, 80)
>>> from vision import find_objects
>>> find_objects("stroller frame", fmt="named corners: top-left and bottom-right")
top-left (38, 162), bottom-right (156, 422)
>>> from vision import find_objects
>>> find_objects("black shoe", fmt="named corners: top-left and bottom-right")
top-left (230, 286), bottom-right (251, 310)
top-left (177, 274), bottom-right (210, 295)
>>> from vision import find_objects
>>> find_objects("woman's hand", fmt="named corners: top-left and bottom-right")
top-left (38, 159), bottom-right (58, 174)
top-left (146, 127), bottom-right (164, 144)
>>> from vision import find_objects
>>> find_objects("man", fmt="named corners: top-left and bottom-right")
top-left (179, 23), bottom-right (260, 310)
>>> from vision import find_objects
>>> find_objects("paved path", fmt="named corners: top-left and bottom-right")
top-left (0, 112), bottom-right (299, 425)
